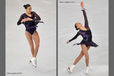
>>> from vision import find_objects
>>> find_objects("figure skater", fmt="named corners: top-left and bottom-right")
top-left (66, 2), bottom-right (98, 74)
top-left (17, 4), bottom-right (43, 68)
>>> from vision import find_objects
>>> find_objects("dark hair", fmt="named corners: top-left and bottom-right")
top-left (74, 24), bottom-right (78, 30)
top-left (23, 4), bottom-right (31, 9)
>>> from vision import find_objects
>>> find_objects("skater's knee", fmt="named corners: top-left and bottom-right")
top-left (30, 45), bottom-right (34, 50)
top-left (85, 55), bottom-right (89, 60)
top-left (82, 49), bottom-right (88, 54)
top-left (35, 43), bottom-right (40, 48)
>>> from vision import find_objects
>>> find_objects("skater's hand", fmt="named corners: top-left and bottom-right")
top-left (26, 18), bottom-right (33, 21)
top-left (66, 41), bottom-right (70, 44)
top-left (21, 18), bottom-right (33, 23)
top-left (42, 21), bottom-right (44, 24)
top-left (81, 1), bottom-right (85, 10)
top-left (39, 21), bottom-right (44, 24)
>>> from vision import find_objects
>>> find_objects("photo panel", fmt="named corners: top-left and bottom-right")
top-left (6, 0), bottom-right (56, 76)
top-left (58, 0), bottom-right (108, 76)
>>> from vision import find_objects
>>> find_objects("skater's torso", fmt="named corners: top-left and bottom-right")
top-left (78, 29), bottom-right (92, 42)
top-left (17, 11), bottom-right (41, 29)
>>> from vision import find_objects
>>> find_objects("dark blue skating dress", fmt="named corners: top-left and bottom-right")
top-left (69, 10), bottom-right (98, 47)
top-left (17, 11), bottom-right (41, 35)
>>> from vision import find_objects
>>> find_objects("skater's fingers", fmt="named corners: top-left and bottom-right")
top-left (66, 41), bottom-right (70, 44)
top-left (81, 1), bottom-right (84, 9)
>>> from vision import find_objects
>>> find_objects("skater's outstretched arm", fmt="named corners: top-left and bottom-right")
top-left (81, 2), bottom-right (90, 30)
top-left (67, 32), bottom-right (80, 44)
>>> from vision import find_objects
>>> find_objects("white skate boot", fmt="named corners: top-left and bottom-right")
top-left (29, 57), bottom-right (37, 68)
top-left (84, 67), bottom-right (90, 74)
top-left (67, 65), bottom-right (75, 73)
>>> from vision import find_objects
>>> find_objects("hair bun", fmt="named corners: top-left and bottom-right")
top-left (23, 4), bottom-right (31, 9)
top-left (23, 5), bottom-right (26, 8)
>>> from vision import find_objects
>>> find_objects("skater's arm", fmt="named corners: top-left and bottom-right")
top-left (32, 11), bottom-right (42, 24)
top-left (33, 11), bottom-right (41, 21)
top-left (82, 10), bottom-right (90, 29)
top-left (81, 1), bottom-right (90, 30)
top-left (17, 14), bottom-right (24, 25)
top-left (69, 32), bottom-right (80, 42)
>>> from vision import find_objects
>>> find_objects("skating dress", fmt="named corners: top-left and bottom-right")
top-left (69, 10), bottom-right (98, 47)
top-left (17, 11), bottom-right (41, 35)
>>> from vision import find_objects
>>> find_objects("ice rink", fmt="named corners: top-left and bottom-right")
top-left (58, 0), bottom-right (108, 76)
top-left (6, 0), bottom-right (56, 76)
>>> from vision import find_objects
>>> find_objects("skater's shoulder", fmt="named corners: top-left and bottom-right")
top-left (20, 13), bottom-right (25, 17)
top-left (77, 30), bottom-right (81, 34)
top-left (31, 11), bottom-right (37, 14)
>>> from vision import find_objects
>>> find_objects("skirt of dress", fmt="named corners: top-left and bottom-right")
top-left (73, 40), bottom-right (98, 47)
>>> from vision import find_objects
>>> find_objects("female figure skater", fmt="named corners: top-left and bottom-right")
top-left (17, 4), bottom-right (43, 68)
top-left (66, 2), bottom-right (98, 73)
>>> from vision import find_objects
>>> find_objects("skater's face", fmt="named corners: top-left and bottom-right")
top-left (26, 6), bottom-right (32, 14)
top-left (75, 23), bottom-right (82, 29)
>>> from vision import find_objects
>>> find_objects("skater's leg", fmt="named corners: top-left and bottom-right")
top-left (32, 31), bottom-right (40, 58)
top-left (25, 31), bottom-right (34, 57)
top-left (81, 44), bottom-right (89, 67)
top-left (73, 46), bottom-right (90, 65)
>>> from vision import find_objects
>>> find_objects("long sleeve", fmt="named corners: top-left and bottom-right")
top-left (17, 14), bottom-right (24, 25)
top-left (82, 9), bottom-right (90, 30)
top-left (33, 11), bottom-right (41, 21)
top-left (32, 11), bottom-right (41, 25)
top-left (69, 32), bottom-right (80, 42)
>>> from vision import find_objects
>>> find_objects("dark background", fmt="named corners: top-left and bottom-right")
top-left (0, 0), bottom-right (5, 76)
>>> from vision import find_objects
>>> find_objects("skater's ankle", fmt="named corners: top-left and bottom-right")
top-left (86, 65), bottom-right (89, 67)
top-left (32, 57), bottom-right (36, 59)
top-left (71, 64), bottom-right (75, 67)
top-left (73, 63), bottom-right (75, 65)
